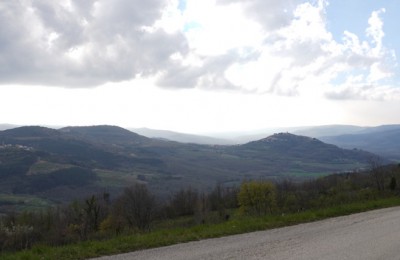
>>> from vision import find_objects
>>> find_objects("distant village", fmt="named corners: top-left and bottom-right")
top-left (0, 143), bottom-right (34, 151)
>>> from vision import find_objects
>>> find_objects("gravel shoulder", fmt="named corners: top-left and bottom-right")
top-left (93, 206), bottom-right (400, 260)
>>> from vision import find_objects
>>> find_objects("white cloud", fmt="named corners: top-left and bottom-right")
top-left (183, 0), bottom-right (264, 56)
top-left (216, 0), bottom-right (399, 100)
top-left (366, 8), bottom-right (385, 55)
top-left (0, 0), bottom-right (188, 87)
top-left (216, 0), bottom-right (302, 31)
top-left (324, 7), bottom-right (398, 100)
top-left (0, 0), bottom-right (398, 103)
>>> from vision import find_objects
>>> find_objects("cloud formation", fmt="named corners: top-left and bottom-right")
top-left (214, 0), bottom-right (398, 99)
top-left (0, 0), bottom-right (187, 87)
top-left (0, 0), bottom-right (398, 101)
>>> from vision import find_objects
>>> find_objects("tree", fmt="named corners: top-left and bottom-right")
top-left (368, 156), bottom-right (385, 191)
top-left (389, 176), bottom-right (397, 191)
top-left (208, 184), bottom-right (238, 220)
top-left (83, 195), bottom-right (101, 234)
top-left (194, 192), bottom-right (210, 224)
top-left (118, 184), bottom-right (156, 231)
top-left (238, 180), bottom-right (277, 215)
top-left (168, 187), bottom-right (198, 217)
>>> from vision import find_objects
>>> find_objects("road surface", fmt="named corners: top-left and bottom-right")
top-left (93, 206), bottom-right (400, 259)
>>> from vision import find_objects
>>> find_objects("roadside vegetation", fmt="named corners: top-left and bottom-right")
top-left (1, 163), bottom-right (400, 259)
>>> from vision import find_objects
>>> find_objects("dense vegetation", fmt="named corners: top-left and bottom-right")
top-left (1, 163), bottom-right (399, 258)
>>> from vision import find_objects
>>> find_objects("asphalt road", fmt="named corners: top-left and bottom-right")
top-left (93, 206), bottom-right (400, 260)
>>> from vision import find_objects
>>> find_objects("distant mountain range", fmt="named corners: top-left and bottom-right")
top-left (290, 125), bottom-right (400, 161)
top-left (132, 124), bottom-right (400, 161)
top-left (319, 128), bottom-right (400, 161)
top-left (2, 123), bottom-right (400, 159)
top-left (0, 125), bottom-right (376, 213)
top-left (130, 127), bottom-right (233, 145)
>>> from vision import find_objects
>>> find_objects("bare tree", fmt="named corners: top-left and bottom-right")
top-left (168, 187), bottom-right (199, 217)
top-left (118, 184), bottom-right (156, 231)
top-left (83, 195), bottom-right (101, 235)
top-left (208, 184), bottom-right (238, 220)
top-left (368, 156), bottom-right (385, 192)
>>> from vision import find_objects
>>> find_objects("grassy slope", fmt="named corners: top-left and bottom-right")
top-left (0, 194), bottom-right (54, 213)
top-left (2, 197), bottom-right (400, 260)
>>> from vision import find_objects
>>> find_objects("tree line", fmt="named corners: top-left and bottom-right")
top-left (1, 163), bottom-right (399, 252)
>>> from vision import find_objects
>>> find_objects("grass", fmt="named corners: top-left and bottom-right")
top-left (94, 169), bottom-right (138, 188)
top-left (2, 196), bottom-right (400, 260)
top-left (27, 161), bottom-right (72, 175)
top-left (0, 194), bottom-right (54, 213)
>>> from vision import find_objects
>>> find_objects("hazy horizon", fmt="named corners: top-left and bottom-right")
top-left (2, 122), bottom-right (400, 139)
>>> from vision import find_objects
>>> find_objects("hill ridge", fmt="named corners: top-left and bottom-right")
top-left (0, 124), bottom-right (379, 213)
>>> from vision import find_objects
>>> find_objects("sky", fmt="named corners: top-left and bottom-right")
top-left (0, 0), bottom-right (399, 134)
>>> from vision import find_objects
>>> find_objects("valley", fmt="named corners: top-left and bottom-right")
top-left (0, 125), bottom-right (380, 213)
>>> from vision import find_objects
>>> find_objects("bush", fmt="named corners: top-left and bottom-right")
top-left (0, 222), bottom-right (35, 251)
top-left (238, 181), bottom-right (277, 216)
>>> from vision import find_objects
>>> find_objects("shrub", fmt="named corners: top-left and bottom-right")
top-left (238, 181), bottom-right (277, 216)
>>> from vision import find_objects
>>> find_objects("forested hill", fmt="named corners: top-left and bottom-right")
top-left (60, 125), bottom-right (151, 146)
top-left (237, 133), bottom-right (372, 163)
top-left (0, 125), bottom-right (376, 212)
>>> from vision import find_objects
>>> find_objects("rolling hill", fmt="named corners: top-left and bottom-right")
top-left (230, 124), bottom-right (400, 161)
top-left (320, 128), bottom-right (400, 161)
top-left (0, 125), bottom-right (376, 213)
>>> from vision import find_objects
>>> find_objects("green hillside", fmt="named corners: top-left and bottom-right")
top-left (0, 126), bottom-right (375, 213)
